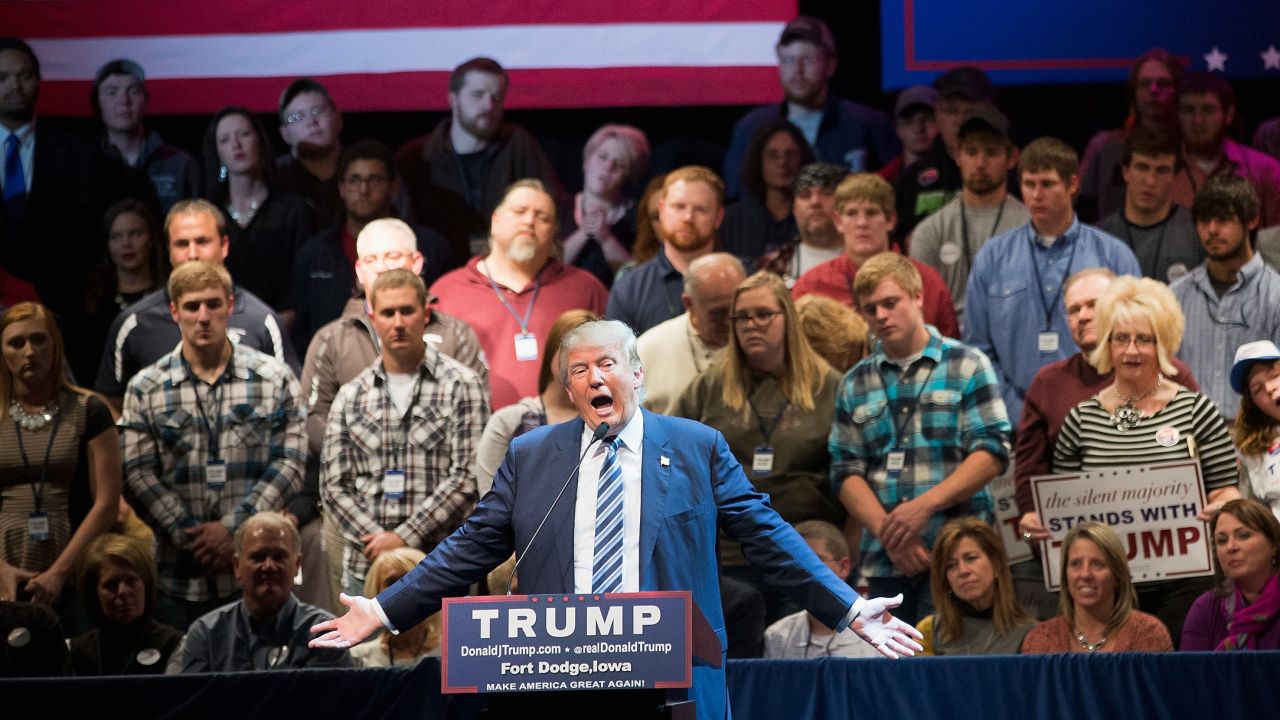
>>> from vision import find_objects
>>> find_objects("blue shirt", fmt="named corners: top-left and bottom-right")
top-left (1171, 253), bottom-right (1280, 420)
top-left (830, 326), bottom-right (1011, 579)
top-left (963, 217), bottom-right (1140, 424)
top-left (605, 250), bottom-right (686, 336)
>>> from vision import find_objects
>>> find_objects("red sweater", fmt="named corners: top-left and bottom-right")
top-left (791, 252), bottom-right (960, 339)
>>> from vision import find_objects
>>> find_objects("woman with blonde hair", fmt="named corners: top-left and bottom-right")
top-left (674, 271), bottom-right (843, 621)
top-left (0, 303), bottom-right (120, 634)
top-left (351, 547), bottom-right (440, 667)
top-left (793, 294), bottom-right (868, 372)
top-left (1051, 275), bottom-right (1240, 645)
top-left (1021, 522), bottom-right (1172, 653)
top-left (561, 124), bottom-right (651, 287)
top-left (916, 518), bottom-right (1033, 655)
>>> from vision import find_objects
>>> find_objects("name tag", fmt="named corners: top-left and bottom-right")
top-left (384, 469), bottom-right (406, 500)
top-left (514, 332), bottom-right (539, 362)
top-left (27, 512), bottom-right (50, 542)
top-left (206, 461), bottom-right (227, 491)
top-left (1037, 332), bottom-right (1059, 353)
top-left (886, 450), bottom-right (906, 472)
top-left (752, 447), bottom-right (775, 476)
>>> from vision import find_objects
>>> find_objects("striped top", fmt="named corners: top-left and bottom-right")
top-left (1052, 389), bottom-right (1237, 492)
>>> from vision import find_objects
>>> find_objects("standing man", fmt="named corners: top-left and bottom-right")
top-left (607, 166), bottom-right (725, 335)
top-left (322, 269), bottom-right (487, 594)
top-left (93, 58), bottom-right (200, 214)
top-left (964, 137), bottom-right (1141, 424)
top-left (429, 179), bottom-right (606, 409)
top-left (910, 108), bottom-right (1027, 322)
top-left (289, 140), bottom-right (454, 351)
top-left (722, 17), bottom-right (898, 199)
top-left (1172, 174), bottom-right (1280, 421)
top-left (396, 57), bottom-right (565, 261)
top-left (95, 199), bottom-right (297, 413)
top-left (758, 163), bottom-right (849, 286)
top-left (636, 253), bottom-right (746, 413)
top-left (120, 261), bottom-right (306, 630)
top-left (1097, 125), bottom-right (1204, 283)
top-left (791, 173), bottom-right (960, 339)
top-left (312, 319), bottom-right (923, 719)
top-left (1172, 73), bottom-right (1280, 228)
top-left (834, 252), bottom-right (1011, 624)
top-left (878, 86), bottom-right (939, 184)
top-left (277, 78), bottom-right (345, 229)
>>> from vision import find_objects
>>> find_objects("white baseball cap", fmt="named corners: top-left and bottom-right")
top-left (1230, 340), bottom-right (1280, 393)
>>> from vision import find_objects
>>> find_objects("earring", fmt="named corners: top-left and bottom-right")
top-left (219, 165), bottom-right (228, 182)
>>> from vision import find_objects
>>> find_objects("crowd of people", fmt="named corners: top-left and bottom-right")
top-left (4, 14), bottom-right (1280, 678)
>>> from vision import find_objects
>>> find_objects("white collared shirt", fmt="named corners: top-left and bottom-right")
top-left (0, 122), bottom-right (35, 192)
top-left (572, 411), bottom-right (644, 593)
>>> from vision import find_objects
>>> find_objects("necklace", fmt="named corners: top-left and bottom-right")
top-left (10, 399), bottom-right (59, 430)
top-left (1108, 373), bottom-right (1163, 432)
top-left (229, 198), bottom-right (260, 225)
top-left (1075, 629), bottom-right (1107, 653)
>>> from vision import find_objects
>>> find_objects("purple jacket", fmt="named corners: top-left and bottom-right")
top-left (1180, 589), bottom-right (1280, 651)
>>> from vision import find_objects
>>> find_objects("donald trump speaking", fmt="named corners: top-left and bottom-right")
top-left (311, 320), bottom-right (921, 717)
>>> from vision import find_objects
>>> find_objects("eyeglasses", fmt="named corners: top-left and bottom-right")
top-left (730, 310), bottom-right (782, 328)
top-left (1109, 333), bottom-right (1157, 348)
top-left (342, 173), bottom-right (390, 189)
top-left (283, 105), bottom-right (331, 126)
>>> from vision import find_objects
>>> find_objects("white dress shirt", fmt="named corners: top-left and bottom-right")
top-left (573, 411), bottom-right (644, 593)
top-left (0, 122), bottom-right (35, 192)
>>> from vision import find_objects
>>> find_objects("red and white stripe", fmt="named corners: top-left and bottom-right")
top-left (3, 0), bottom-right (796, 115)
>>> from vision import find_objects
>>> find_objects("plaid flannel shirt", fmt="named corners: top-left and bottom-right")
top-left (321, 346), bottom-right (487, 586)
top-left (829, 325), bottom-right (1010, 578)
top-left (120, 343), bottom-right (306, 601)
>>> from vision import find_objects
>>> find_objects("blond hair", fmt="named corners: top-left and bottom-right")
top-left (852, 252), bottom-right (922, 300)
top-left (167, 260), bottom-right (232, 303)
top-left (719, 272), bottom-right (829, 413)
top-left (1086, 275), bottom-right (1183, 376)
top-left (0, 302), bottom-right (85, 423)
top-left (833, 172), bottom-right (895, 216)
top-left (1058, 523), bottom-right (1138, 639)
top-left (364, 547), bottom-right (440, 656)
top-left (929, 518), bottom-right (1028, 645)
top-left (794, 294), bottom-right (868, 372)
top-left (1233, 358), bottom-right (1280, 456)
top-left (662, 165), bottom-right (725, 208)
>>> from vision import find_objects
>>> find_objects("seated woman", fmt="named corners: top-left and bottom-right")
top-left (69, 533), bottom-right (183, 674)
top-left (794, 294), bottom-right (868, 373)
top-left (1021, 522), bottom-right (1172, 653)
top-left (916, 518), bottom-right (1034, 655)
top-left (473, 309), bottom-right (599, 496)
top-left (0, 303), bottom-right (120, 635)
top-left (673, 271), bottom-right (843, 623)
top-left (1181, 499), bottom-right (1280, 650)
top-left (1228, 341), bottom-right (1280, 520)
top-left (561, 124), bottom-right (651, 288)
top-left (1051, 276), bottom-right (1240, 646)
top-left (350, 547), bottom-right (440, 667)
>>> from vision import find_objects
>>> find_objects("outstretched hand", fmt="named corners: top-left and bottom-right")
top-left (309, 593), bottom-right (385, 649)
top-left (851, 593), bottom-right (925, 659)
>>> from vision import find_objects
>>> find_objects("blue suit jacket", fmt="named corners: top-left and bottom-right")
top-left (378, 410), bottom-right (859, 719)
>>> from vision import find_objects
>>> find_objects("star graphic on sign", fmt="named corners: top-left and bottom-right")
top-left (1263, 45), bottom-right (1280, 70)
top-left (1204, 46), bottom-right (1228, 71)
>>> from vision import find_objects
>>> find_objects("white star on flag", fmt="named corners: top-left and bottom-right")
top-left (1263, 45), bottom-right (1280, 70)
top-left (1204, 46), bottom-right (1228, 71)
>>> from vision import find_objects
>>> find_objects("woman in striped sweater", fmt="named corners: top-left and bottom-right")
top-left (1051, 275), bottom-right (1242, 647)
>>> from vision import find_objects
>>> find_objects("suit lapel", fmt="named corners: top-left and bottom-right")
top-left (543, 419), bottom-right (584, 593)
top-left (638, 410), bottom-right (672, 587)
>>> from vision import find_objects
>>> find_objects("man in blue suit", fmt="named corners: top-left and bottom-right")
top-left (312, 320), bottom-right (921, 717)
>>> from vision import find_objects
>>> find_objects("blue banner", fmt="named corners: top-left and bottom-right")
top-left (441, 592), bottom-right (692, 694)
top-left (881, 0), bottom-right (1280, 88)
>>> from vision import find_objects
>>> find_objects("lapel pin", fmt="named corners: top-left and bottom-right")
top-left (660, 455), bottom-right (670, 467)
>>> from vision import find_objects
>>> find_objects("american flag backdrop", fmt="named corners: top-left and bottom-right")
top-left (2, 0), bottom-right (797, 115)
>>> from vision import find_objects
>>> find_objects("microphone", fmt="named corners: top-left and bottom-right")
top-left (506, 422), bottom-right (609, 595)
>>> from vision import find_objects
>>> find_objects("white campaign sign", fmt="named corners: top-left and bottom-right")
top-left (1030, 461), bottom-right (1212, 590)
top-left (991, 465), bottom-right (1032, 565)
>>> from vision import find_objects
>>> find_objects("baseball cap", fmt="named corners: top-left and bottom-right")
top-left (94, 58), bottom-right (145, 86)
top-left (1230, 340), bottom-right (1280, 393)
top-left (778, 16), bottom-right (836, 55)
top-left (933, 66), bottom-right (997, 105)
top-left (894, 85), bottom-right (939, 118)
top-left (958, 107), bottom-right (1011, 140)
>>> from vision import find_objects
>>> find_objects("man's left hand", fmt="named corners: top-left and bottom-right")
top-left (186, 522), bottom-right (234, 569)
top-left (879, 498), bottom-right (932, 551)
top-left (851, 594), bottom-right (925, 659)
top-left (361, 531), bottom-right (407, 560)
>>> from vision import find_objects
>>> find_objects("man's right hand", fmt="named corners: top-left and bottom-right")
top-left (1017, 512), bottom-right (1051, 542)
top-left (0, 560), bottom-right (36, 602)
top-left (885, 540), bottom-right (930, 576)
top-left (309, 593), bottom-right (385, 649)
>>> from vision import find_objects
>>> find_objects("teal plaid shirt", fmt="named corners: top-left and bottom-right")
top-left (830, 325), bottom-right (1011, 578)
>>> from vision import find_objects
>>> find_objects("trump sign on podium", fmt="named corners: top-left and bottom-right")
top-left (1030, 460), bottom-right (1214, 590)
top-left (441, 592), bottom-right (694, 694)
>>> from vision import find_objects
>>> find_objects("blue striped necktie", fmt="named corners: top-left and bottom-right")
top-left (592, 436), bottom-right (625, 593)
top-left (4, 134), bottom-right (27, 223)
